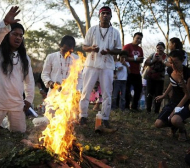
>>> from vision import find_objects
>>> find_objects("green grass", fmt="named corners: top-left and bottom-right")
top-left (33, 86), bottom-right (44, 108)
top-left (0, 90), bottom-right (190, 168)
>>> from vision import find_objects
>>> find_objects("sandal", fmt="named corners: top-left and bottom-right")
top-left (178, 129), bottom-right (187, 142)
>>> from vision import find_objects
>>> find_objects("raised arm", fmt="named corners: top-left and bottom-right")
top-left (0, 6), bottom-right (20, 43)
top-left (3, 6), bottom-right (20, 25)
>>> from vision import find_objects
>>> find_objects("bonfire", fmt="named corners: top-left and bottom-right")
top-left (39, 51), bottom-right (84, 161)
top-left (37, 51), bottom-right (111, 167)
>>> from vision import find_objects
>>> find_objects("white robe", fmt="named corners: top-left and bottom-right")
top-left (0, 50), bottom-right (35, 111)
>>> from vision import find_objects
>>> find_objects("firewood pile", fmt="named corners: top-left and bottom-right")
top-left (19, 139), bottom-right (111, 168)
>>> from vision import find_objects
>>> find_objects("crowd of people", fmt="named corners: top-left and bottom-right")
top-left (0, 6), bottom-right (190, 146)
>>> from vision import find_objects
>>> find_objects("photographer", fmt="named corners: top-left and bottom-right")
top-left (144, 42), bottom-right (167, 113)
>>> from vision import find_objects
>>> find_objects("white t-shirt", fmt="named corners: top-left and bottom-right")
top-left (83, 25), bottom-right (122, 70)
top-left (115, 61), bottom-right (130, 80)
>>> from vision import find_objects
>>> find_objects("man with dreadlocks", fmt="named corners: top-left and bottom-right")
top-left (0, 22), bottom-right (34, 133)
top-left (79, 6), bottom-right (122, 128)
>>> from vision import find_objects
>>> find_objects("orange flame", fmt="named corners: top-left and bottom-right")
top-left (40, 51), bottom-right (85, 161)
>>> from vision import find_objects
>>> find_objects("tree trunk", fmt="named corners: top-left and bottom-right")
top-left (83, 0), bottom-right (91, 33)
top-left (64, 0), bottom-right (101, 39)
top-left (148, 1), bottom-right (169, 53)
top-left (64, 0), bottom-right (86, 38)
top-left (174, 0), bottom-right (190, 45)
top-left (113, 2), bottom-right (125, 47)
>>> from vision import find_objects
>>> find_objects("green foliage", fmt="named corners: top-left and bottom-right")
top-left (24, 20), bottom-right (83, 60)
top-left (0, 147), bottom-right (53, 168)
top-left (83, 144), bottom-right (114, 161)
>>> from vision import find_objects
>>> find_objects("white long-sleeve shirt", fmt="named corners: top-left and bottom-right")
top-left (84, 25), bottom-right (122, 70)
top-left (0, 50), bottom-right (35, 111)
top-left (0, 20), bottom-right (11, 44)
top-left (41, 51), bottom-right (83, 91)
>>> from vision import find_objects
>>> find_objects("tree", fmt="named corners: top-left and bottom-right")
top-left (24, 20), bottom-right (82, 60)
top-left (104, 0), bottom-right (130, 46)
top-left (146, 0), bottom-right (171, 53)
top-left (0, 0), bottom-right (52, 31)
top-left (105, 0), bottom-right (150, 46)
top-left (173, 0), bottom-right (190, 45)
top-left (64, 0), bottom-right (102, 38)
top-left (44, 0), bottom-right (101, 39)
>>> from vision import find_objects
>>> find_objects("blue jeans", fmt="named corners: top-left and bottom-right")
top-left (112, 80), bottom-right (127, 111)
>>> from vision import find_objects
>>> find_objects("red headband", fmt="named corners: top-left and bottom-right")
top-left (99, 8), bottom-right (111, 15)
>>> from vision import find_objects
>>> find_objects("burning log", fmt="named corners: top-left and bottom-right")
top-left (83, 155), bottom-right (112, 168)
top-left (19, 139), bottom-right (112, 168)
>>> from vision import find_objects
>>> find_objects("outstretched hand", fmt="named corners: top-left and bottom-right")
top-left (155, 94), bottom-right (165, 103)
top-left (4, 6), bottom-right (20, 25)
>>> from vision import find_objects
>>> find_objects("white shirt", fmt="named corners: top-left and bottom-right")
top-left (0, 50), bottom-right (35, 111)
top-left (0, 21), bottom-right (11, 44)
top-left (41, 51), bottom-right (82, 90)
top-left (115, 61), bottom-right (130, 80)
top-left (84, 25), bottom-right (122, 70)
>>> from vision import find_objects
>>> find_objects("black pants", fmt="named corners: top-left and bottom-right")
top-left (146, 79), bottom-right (164, 113)
top-left (125, 73), bottom-right (142, 109)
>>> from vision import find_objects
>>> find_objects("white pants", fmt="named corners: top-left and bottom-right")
top-left (79, 67), bottom-right (113, 120)
top-left (0, 110), bottom-right (26, 133)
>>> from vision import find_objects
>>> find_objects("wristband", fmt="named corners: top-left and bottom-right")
top-left (174, 106), bottom-right (184, 113)
top-left (134, 57), bottom-right (137, 61)
top-left (40, 88), bottom-right (43, 91)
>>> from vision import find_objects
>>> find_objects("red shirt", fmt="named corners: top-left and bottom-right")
top-left (123, 43), bottom-right (144, 74)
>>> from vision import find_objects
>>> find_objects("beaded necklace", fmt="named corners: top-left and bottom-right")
top-left (99, 24), bottom-right (109, 41)
top-left (12, 53), bottom-right (19, 65)
top-left (60, 54), bottom-right (71, 78)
